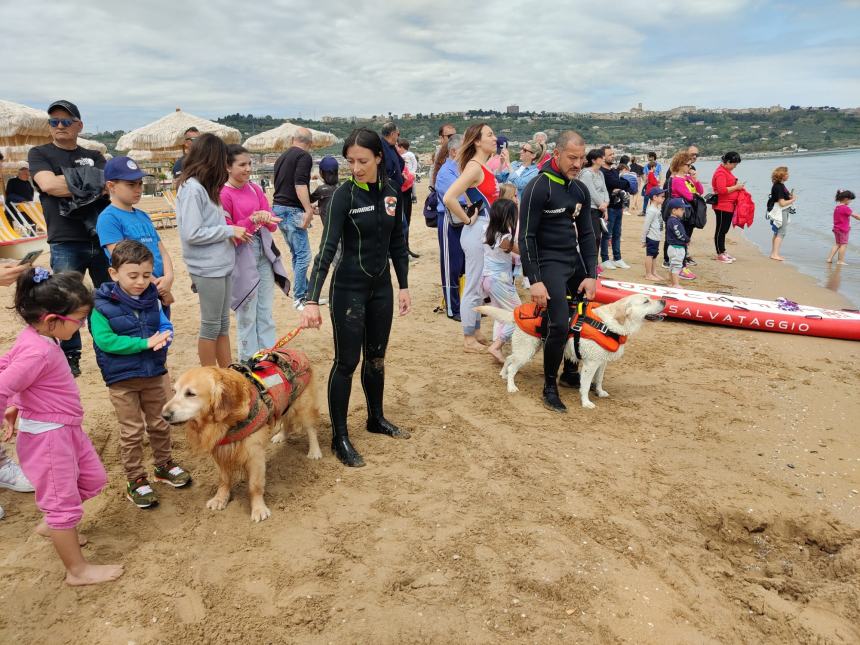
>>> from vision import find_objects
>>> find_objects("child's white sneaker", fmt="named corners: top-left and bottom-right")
top-left (614, 259), bottom-right (631, 269)
top-left (0, 461), bottom-right (35, 493)
top-left (602, 260), bottom-right (617, 270)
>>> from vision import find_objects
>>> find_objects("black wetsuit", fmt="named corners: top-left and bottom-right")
top-left (519, 162), bottom-right (597, 379)
top-left (306, 177), bottom-right (409, 436)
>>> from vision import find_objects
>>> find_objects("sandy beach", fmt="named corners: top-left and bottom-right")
top-left (0, 182), bottom-right (858, 644)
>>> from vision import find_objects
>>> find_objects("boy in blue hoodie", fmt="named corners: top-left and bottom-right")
top-left (665, 198), bottom-right (690, 287)
top-left (91, 240), bottom-right (191, 508)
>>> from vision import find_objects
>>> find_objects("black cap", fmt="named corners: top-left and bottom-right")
top-left (47, 100), bottom-right (81, 120)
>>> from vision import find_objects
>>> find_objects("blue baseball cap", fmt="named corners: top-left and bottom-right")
top-left (646, 187), bottom-right (667, 199)
top-left (666, 197), bottom-right (688, 210)
top-left (318, 156), bottom-right (339, 173)
top-left (104, 156), bottom-right (145, 181)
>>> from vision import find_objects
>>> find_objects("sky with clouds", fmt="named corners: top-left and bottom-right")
top-left (5, 0), bottom-right (860, 131)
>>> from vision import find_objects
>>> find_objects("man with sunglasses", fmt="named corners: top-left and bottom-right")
top-left (171, 127), bottom-right (199, 188)
top-left (28, 100), bottom-right (109, 377)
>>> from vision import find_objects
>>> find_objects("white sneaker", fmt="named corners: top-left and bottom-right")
top-left (614, 259), bottom-right (631, 269)
top-left (602, 260), bottom-right (617, 270)
top-left (293, 299), bottom-right (306, 311)
top-left (0, 461), bottom-right (35, 493)
top-left (0, 505), bottom-right (4, 520)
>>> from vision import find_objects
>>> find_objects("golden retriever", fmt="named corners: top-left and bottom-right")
top-left (476, 294), bottom-right (665, 408)
top-left (161, 358), bottom-right (321, 522)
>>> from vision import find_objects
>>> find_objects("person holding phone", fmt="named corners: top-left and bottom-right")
top-left (711, 152), bottom-right (743, 263)
top-left (442, 123), bottom-right (500, 354)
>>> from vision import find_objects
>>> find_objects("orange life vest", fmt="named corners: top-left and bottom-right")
top-left (219, 348), bottom-right (312, 445)
top-left (512, 302), bottom-right (627, 353)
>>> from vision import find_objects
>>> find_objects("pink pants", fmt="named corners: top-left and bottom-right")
top-left (16, 425), bottom-right (107, 530)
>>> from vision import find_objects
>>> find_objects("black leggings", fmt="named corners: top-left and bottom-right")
top-left (403, 189), bottom-right (413, 247)
top-left (590, 209), bottom-right (603, 260)
top-left (713, 209), bottom-right (733, 255)
top-left (541, 263), bottom-right (587, 379)
top-left (328, 271), bottom-right (393, 432)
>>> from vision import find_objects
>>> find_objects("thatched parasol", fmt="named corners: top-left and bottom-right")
top-left (77, 137), bottom-right (108, 154)
top-left (116, 108), bottom-right (241, 153)
top-left (0, 99), bottom-right (50, 147)
top-left (127, 149), bottom-right (183, 162)
top-left (243, 122), bottom-right (338, 152)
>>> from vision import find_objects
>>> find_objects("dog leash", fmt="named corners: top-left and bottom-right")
top-left (251, 326), bottom-right (302, 362)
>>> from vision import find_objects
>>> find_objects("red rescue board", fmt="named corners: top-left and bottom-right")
top-left (595, 279), bottom-right (860, 341)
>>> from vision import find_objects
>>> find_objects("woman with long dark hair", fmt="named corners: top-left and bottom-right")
top-left (299, 128), bottom-right (411, 467)
top-left (177, 133), bottom-right (250, 366)
top-left (578, 148), bottom-right (610, 260)
top-left (442, 122), bottom-right (499, 354)
top-left (711, 151), bottom-right (743, 263)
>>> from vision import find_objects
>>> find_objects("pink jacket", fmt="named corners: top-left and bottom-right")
top-left (711, 164), bottom-right (740, 213)
top-left (732, 190), bottom-right (755, 229)
top-left (220, 182), bottom-right (277, 234)
top-left (670, 175), bottom-right (704, 202)
top-left (0, 326), bottom-right (84, 426)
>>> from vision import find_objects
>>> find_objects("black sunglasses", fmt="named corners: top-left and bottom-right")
top-left (49, 118), bottom-right (78, 127)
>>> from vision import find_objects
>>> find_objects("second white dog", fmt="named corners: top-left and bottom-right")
top-left (476, 294), bottom-right (665, 408)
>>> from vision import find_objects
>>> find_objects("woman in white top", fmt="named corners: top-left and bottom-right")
top-left (578, 148), bottom-right (610, 263)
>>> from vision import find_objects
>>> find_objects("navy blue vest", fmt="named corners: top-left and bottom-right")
top-left (93, 282), bottom-right (168, 385)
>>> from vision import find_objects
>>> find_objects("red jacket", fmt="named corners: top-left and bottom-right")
top-left (732, 190), bottom-right (755, 229)
top-left (711, 164), bottom-right (740, 213)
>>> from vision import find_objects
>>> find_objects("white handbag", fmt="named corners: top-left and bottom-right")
top-left (766, 202), bottom-right (784, 227)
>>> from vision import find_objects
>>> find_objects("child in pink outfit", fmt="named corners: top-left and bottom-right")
top-left (0, 267), bottom-right (123, 586)
top-left (827, 189), bottom-right (860, 265)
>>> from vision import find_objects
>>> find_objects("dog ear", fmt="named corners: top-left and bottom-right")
top-left (212, 370), bottom-right (248, 422)
top-left (613, 301), bottom-right (631, 327)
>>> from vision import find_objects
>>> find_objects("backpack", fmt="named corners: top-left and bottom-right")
top-left (689, 194), bottom-right (708, 229)
top-left (423, 186), bottom-right (439, 228)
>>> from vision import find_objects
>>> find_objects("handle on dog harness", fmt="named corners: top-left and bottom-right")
top-left (251, 326), bottom-right (303, 363)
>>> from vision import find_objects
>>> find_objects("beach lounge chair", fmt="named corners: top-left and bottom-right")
top-left (148, 189), bottom-right (177, 229)
top-left (13, 201), bottom-right (48, 233)
top-left (0, 205), bottom-right (48, 260)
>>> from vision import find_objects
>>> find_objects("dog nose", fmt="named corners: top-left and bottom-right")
top-left (161, 411), bottom-right (173, 422)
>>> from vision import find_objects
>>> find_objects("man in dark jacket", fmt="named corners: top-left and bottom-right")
top-left (4, 167), bottom-right (35, 203)
top-left (599, 146), bottom-right (632, 270)
top-left (380, 121), bottom-right (418, 257)
top-left (519, 131), bottom-right (596, 413)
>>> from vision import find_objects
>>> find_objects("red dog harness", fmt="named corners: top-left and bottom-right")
top-left (513, 301), bottom-right (627, 358)
top-left (219, 349), bottom-right (312, 445)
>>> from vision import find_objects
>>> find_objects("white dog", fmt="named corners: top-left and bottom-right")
top-left (476, 294), bottom-right (665, 408)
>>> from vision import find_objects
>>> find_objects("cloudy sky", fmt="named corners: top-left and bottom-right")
top-left (6, 0), bottom-right (860, 131)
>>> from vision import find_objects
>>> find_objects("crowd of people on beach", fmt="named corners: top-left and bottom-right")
top-left (1, 98), bottom-right (859, 586)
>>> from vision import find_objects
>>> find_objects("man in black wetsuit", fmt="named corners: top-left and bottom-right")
top-left (518, 130), bottom-right (597, 413)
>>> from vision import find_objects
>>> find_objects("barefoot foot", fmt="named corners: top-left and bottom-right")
top-left (35, 520), bottom-right (87, 545)
top-left (65, 563), bottom-right (124, 586)
top-left (770, 255), bottom-right (784, 261)
top-left (463, 341), bottom-right (486, 354)
top-left (487, 345), bottom-right (505, 364)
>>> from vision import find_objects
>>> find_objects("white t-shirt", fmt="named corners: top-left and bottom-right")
top-left (483, 232), bottom-right (514, 276)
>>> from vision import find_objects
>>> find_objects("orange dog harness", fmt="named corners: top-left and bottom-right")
top-left (513, 301), bottom-right (627, 358)
top-left (219, 349), bottom-right (312, 445)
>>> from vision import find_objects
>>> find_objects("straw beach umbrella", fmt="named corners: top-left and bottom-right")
top-left (243, 122), bottom-right (338, 152)
top-left (0, 99), bottom-right (51, 147)
top-left (77, 137), bottom-right (108, 154)
top-left (116, 108), bottom-right (241, 155)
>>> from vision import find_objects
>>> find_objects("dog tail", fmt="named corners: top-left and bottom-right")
top-left (474, 305), bottom-right (515, 323)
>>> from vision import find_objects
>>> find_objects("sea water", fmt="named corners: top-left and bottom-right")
top-left (693, 149), bottom-right (860, 308)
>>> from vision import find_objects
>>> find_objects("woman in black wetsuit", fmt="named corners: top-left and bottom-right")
top-left (299, 129), bottom-right (411, 467)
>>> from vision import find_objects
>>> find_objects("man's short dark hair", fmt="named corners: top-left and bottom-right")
top-left (555, 130), bottom-right (584, 151)
top-left (111, 239), bottom-right (154, 269)
top-left (647, 151), bottom-right (657, 159)
top-left (184, 127), bottom-right (200, 136)
top-left (381, 122), bottom-right (399, 137)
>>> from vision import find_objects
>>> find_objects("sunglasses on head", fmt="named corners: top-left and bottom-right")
top-left (48, 118), bottom-right (78, 127)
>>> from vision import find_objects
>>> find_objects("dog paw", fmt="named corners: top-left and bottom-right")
top-left (270, 431), bottom-right (286, 444)
top-left (251, 505), bottom-right (272, 522)
top-left (596, 389), bottom-right (609, 398)
top-left (507, 383), bottom-right (519, 393)
top-left (581, 400), bottom-right (596, 409)
top-left (307, 446), bottom-right (323, 460)
top-left (206, 496), bottom-right (228, 511)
